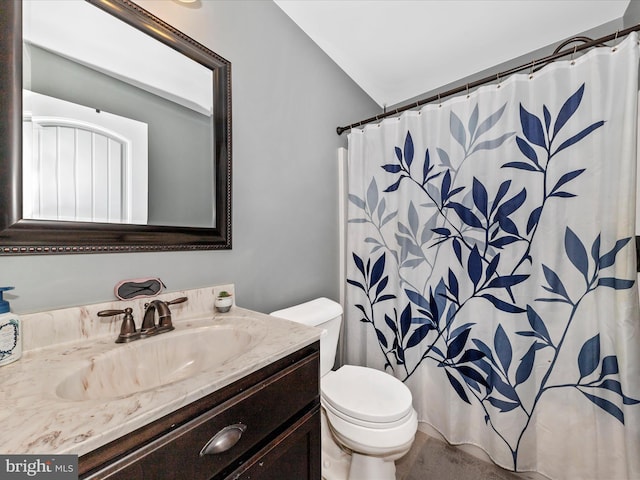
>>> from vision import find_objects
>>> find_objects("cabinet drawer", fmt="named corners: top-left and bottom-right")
top-left (89, 353), bottom-right (319, 480)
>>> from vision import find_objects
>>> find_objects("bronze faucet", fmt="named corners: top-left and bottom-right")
top-left (141, 297), bottom-right (188, 336)
top-left (97, 296), bottom-right (188, 343)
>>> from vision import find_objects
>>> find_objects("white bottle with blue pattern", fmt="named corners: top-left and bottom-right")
top-left (0, 287), bottom-right (21, 367)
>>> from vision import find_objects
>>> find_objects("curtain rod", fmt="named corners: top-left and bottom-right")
top-left (336, 23), bottom-right (640, 135)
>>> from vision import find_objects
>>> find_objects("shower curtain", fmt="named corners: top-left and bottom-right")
top-left (345, 34), bottom-right (640, 480)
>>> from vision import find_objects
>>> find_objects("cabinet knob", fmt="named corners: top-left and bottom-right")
top-left (199, 423), bottom-right (247, 456)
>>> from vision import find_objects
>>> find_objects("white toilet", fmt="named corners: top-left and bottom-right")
top-left (271, 298), bottom-right (417, 480)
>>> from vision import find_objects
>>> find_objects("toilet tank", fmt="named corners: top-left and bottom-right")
top-left (270, 298), bottom-right (342, 377)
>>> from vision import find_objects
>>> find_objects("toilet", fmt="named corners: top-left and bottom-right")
top-left (271, 298), bottom-right (417, 480)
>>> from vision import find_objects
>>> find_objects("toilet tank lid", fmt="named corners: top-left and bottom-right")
top-left (270, 297), bottom-right (342, 327)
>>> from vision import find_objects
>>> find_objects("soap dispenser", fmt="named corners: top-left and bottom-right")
top-left (0, 287), bottom-right (21, 366)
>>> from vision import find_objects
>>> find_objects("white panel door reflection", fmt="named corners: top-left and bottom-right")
top-left (23, 90), bottom-right (148, 224)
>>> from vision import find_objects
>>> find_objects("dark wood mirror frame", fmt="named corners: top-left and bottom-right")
top-left (0, 0), bottom-right (231, 255)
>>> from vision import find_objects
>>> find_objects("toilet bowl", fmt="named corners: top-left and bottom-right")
top-left (321, 365), bottom-right (418, 479)
top-left (271, 298), bottom-right (417, 480)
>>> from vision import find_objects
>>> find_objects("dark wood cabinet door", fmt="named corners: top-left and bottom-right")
top-left (227, 405), bottom-right (321, 480)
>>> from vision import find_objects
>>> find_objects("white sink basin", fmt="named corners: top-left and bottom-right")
top-left (56, 325), bottom-right (259, 401)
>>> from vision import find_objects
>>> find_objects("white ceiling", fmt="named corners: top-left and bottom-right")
top-left (274, 0), bottom-right (630, 107)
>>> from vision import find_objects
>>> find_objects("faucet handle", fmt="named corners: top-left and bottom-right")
top-left (166, 296), bottom-right (188, 306)
top-left (98, 307), bottom-right (141, 344)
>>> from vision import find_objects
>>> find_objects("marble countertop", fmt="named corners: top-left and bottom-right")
top-left (0, 286), bottom-right (320, 456)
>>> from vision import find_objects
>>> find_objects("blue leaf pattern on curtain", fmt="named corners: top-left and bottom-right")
top-left (347, 67), bottom-right (640, 476)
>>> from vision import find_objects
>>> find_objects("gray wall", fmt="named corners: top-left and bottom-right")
top-left (624, 1), bottom-right (640, 26)
top-left (0, 0), bottom-right (379, 314)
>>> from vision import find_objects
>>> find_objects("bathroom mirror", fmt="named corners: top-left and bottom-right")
top-left (0, 0), bottom-right (232, 254)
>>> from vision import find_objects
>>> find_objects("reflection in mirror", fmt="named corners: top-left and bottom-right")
top-left (0, 0), bottom-right (232, 254)
top-left (23, 89), bottom-right (150, 224)
top-left (23, 0), bottom-right (214, 228)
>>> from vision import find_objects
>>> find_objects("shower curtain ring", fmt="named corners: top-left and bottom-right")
top-left (437, 93), bottom-right (441, 107)
top-left (529, 60), bottom-right (535, 78)
top-left (611, 30), bottom-right (620, 52)
top-left (466, 84), bottom-right (470, 98)
top-left (496, 72), bottom-right (501, 88)
top-left (612, 30), bottom-right (620, 52)
top-left (571, 46), bottom-right (577, 64)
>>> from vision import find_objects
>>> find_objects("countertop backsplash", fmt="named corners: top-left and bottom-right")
top-left (21, 284), bottom-right (235, 352)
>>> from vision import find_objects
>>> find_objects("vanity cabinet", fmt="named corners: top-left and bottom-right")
top-left (79, 342), bottom-right (320, 480)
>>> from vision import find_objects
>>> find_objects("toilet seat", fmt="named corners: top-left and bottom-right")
top-left (321, 365), bottom-right (413, 428)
